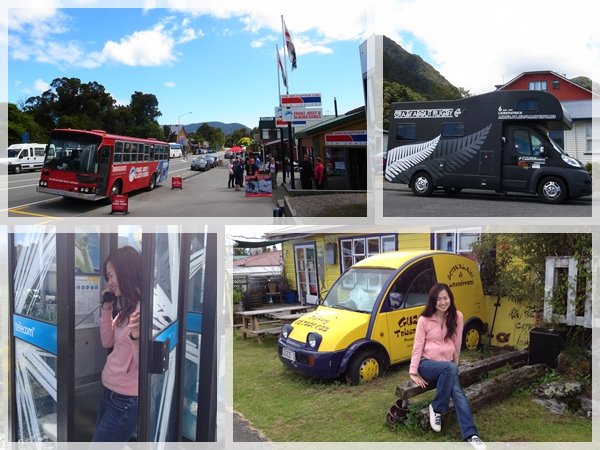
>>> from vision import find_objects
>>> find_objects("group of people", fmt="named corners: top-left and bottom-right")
top-left (227, 155), bottom-right (279, 191)
top-left (298, 154), bottom-right (326, 190)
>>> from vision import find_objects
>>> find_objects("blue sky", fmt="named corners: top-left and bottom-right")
top-left (6, 4), bottom-right (368, 129)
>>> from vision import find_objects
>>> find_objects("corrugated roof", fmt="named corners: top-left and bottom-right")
top-left (295, 107), bottom-right (365, 137)
top-left (233, 250), bottom-right (282, 267)
top-left (561, 100), bottom-right (592, 120)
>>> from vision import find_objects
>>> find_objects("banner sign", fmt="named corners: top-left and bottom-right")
top-left (111, 194), bottom-right (129, 214)
top-left (275, 118), bottom-right (307, 128)
top-left (325, 130), bottom-right (368, 146)
top-left (171, 176), bottom-right (183, 189)
top-left (280, 93), bottom-right (322, 107)
top-left (13, 314), bottom-right (58, 354)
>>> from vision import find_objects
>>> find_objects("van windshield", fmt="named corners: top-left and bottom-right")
top-left (323, 268), bottom-right (394, 313)
top-left (44, 135), bottom-right (100, 173)
top-left (548, 135), bottom-right (566, 155)
top-left (7, 149), bottom-right (24, 158)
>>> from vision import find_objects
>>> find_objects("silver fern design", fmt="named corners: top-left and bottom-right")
top-left (385, 135), bottom-right (440, 183)
top-left (384, 124), bottom-right (492, 184)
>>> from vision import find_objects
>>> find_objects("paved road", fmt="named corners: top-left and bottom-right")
top-left (383, 183), bottom-right (594, 217)
top-left (3, 156), bottom-right (279, 218)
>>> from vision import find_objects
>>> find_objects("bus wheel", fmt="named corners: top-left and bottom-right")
top-left (345, 349), bottom-right (382, 385)
top-left (147, 173), bottom-right (157, 191)
top-left (13, 165), bottom-right (22, 174)
top-left (538, 176), bottom-right (567, 204)
top-left (110, 181), bottom-right (122, 199)
top-left (462, 322), bottom-right (482, 351)
top-left (411, 172), bottom-right (433, 196)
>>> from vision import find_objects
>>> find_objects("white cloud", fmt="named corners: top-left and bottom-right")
top-left (250, 35), bottom-right (276, 49)
top-left (164, 81), bottom-right (176, 88)
top-left (33, 78), bottom-right (50, 93)
top-left (375, 0), bottom-right (599, 94)
top-left (101, 25), bottom-right (177, 66)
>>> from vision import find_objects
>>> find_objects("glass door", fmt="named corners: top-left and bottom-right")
top-left (294, 243), bottom-right (319, 305)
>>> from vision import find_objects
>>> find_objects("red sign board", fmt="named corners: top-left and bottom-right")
top-left (111, 194), bottom-right (129, 214)
top-left (172, 176), bottom-right (183, 189)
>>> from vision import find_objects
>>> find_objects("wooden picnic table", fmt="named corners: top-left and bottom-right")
top-left (235, 304), bottom-right (315, 343)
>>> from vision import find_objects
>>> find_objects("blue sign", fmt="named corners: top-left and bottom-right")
top-left (186, 312), bottom-right (203, 334)
top-left (13, 314), bottom-right (58, 354)
top-left (21, 131), bottom-right (29, 143)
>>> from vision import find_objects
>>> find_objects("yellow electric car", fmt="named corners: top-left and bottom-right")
top-left (278, 250), bottom-right (488, 384)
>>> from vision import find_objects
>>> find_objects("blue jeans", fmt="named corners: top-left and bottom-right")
top-left (92, 386), bottom-right (138, 442)
top-left (418, 359), bottom-right (478, 439)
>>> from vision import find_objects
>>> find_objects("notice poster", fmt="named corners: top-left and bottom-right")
top-left (75, 275), bottom-right (101, 329)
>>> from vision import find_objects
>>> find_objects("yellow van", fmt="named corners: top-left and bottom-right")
top-left (278, 250), bottom-right (488, 384)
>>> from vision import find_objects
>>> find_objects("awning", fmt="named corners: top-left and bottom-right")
top-left (232, 233), bottom-right (313, 248)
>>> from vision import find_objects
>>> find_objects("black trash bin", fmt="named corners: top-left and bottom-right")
top-left (529, 327), bottom-right (565, 368)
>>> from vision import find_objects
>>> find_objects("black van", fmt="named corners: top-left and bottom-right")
top-left (385, 90), bottom-right (591, 203)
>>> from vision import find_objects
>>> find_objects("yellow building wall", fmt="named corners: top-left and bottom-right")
top-left (397, 233), bottom-right (430, 251)
top-left (483, 295), bottom-right (537, 349)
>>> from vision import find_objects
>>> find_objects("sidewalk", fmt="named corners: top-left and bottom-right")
top-left (233, 411), bottom-right (269, 442)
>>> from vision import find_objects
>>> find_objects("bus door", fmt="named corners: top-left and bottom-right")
top-left (381, 257), bottom-right (436, 363)
top-left (96, 145), bottom-right (112, 198)
top-left (502, 125), bottom-right (547, 191)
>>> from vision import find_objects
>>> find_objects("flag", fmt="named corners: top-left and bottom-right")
top-left (283, 20), bottom-right (297, 70)
top-left (277, 46), bottom-right (288, 89)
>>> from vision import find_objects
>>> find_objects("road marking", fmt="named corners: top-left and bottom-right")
top-left (8, 207), bottom-right (56, 219)
top-left (0, 183), bottom-right (41, 191)
top-left (1, 196), bottom-right (62, 213)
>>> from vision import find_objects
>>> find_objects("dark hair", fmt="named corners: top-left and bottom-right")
top-left (103, 246), bottom-right (142, 326)
top-left (421, 283), bottom-right (458, 341)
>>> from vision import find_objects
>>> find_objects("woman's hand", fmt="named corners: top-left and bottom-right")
top-left (409, 373), bottom-right (428, 389)
top-left (128, 310), bottom-right (140, 340)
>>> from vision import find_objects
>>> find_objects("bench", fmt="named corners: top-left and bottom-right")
top-left (244, 326), bottom-right (282, 344)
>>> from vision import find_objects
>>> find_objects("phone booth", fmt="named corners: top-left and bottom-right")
top-left (7, 226), bottom-right (219, 442)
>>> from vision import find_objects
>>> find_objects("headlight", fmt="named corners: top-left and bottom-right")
top-left (307, 332), bottom-right (322, 349)
top-left (282, 324), bottom-right (293, 339)
top-left (561, 154), bottom-right (582, 168)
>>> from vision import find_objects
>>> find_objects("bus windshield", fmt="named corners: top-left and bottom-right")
top-left (323, 268), bottom-right (394, 313)
top-left (44, 135), bottom-right (100, 173)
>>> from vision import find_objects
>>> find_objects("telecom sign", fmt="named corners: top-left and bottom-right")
top-left (13, 314), bottom-right (58, 354)
top-left (280, 93), bottom-right (322, 107)
top-left (325, 130), bottom-right (367, 146)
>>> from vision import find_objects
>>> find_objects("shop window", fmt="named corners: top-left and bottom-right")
top-left (433, 228), bottom-right (481, 253)
top-left (340, 235), bottom-right (396, 272)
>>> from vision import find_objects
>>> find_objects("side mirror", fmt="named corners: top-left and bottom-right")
top-left (539, 146), bottom-right (546, 157)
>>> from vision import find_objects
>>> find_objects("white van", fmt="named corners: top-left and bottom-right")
top-left (169, 143), bottom-right (183, 158)
top-left (1, 143), bottom-right (47, 174)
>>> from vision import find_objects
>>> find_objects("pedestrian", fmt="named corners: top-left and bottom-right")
top-left (246, 157), bottom-right (257, 176)
top-left (234, 158), bottom-right (245, 191)
top-left (313, 157), bottom-right (325, 190)
top-left (92, 246), bottom-right (142, 442)
top-left (228, 158), bottom-right (235, 188)
top-left (409, 283), bottom-right (486, 450)
top-left (298, 154), bottom-right (313, 190)
top-left (284, 156), bottom-right (291, 178)
top-left (267, 157), bottom-right (278, 188)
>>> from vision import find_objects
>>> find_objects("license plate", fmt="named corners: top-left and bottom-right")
top-left (282, 348), bottom-right (296, 362)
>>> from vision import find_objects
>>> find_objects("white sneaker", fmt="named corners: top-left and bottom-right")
top-left (466, 435), bottom-right (487, 450)
top-left (428, 404), bottom-right (441, 432)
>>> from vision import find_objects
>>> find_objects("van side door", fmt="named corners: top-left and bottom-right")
top-left (379, 257), bottom-right (437, 364)
top-left (502, 126), bottom-right (548, 191)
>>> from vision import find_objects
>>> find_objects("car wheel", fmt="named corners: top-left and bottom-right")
top-left (411, 172), bottom-right (434, 196)
top-left (345, 349), bottom-right (383, 385)
top-left (462, 322), bottom-right (482, 351)
top-left (538, 176), bottom-right (567, 204)
top-left (13, 165), bottom-right (22, 174)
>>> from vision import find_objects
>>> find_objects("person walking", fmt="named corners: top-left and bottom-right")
top-left (92, 246), bottom-right (142, 442)
top-left (409, 283), bottom-right (486, 450)
top-left (227, 158), bottom-right (236, 188)
top-left (267, 157), bottom-right (278, 188)
top-left (234, 158), bottom-right (245, 191)
top-left (313, 157), bottom-right (325, 190)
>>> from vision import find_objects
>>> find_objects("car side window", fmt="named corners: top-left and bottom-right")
top-left (386, 258), bottom-right (436, 311)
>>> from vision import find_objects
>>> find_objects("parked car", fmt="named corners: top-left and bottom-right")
top-left (204, 155), bottom-right (219, 168)
top-left (190, 156), bottom-right (211, 171)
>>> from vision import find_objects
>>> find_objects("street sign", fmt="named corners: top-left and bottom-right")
top-left (172, 176), bottom-right (183, 189)
top-left (280, 93), bottom-right (322, 107)
top-left (275, 118), bottom-right (308, 128)
top-left (325, 130), bottom-right (367, 146)
top-left (110, 194), bottom-right (129, 214)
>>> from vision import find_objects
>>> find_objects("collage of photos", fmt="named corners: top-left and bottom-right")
top-left (1, 1), bottom-right (598, 449)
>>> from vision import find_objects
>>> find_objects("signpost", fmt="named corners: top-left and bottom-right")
top-left (171, 176), bottom-right (183, 189)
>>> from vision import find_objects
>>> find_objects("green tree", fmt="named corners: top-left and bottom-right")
top-left (128, 91), bottom-right (162, 138)
top-left (8, 103), bottom-right (46, 145)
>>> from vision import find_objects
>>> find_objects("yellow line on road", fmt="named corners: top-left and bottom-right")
top-left (8, 207), bottom-right (57, 219)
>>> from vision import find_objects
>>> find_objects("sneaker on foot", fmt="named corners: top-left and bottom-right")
top-left (466, 435), bottom-right (487, 450)
top-left (428, 404), bottom-right (441, 432)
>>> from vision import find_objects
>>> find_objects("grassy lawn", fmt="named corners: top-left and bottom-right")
top-left (233, 331), bottom-right (591, 442)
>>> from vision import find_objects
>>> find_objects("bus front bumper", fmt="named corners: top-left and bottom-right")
top-left (37, 186), bottom-right (103, 201)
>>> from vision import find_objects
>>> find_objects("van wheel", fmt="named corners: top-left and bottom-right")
top-left (444, 187), bottom-right (462, 195)
top-left (345, 349), bottom-right (383, 385)
top-left (462, 322), bottom-right (482, 351)
top-left (13, 165), bottom-right (22, 174)
top-left (538, 176), bottom-right (567, 204)
top-left (411, 173), bottom-right (434, 196)
top-left (147, 173), bottom-right (156, 191)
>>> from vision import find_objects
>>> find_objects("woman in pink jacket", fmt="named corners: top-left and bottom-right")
top-left (409, 283), bottom-right (486, 450)
top-left (92, 246), bottom-right (141, 442)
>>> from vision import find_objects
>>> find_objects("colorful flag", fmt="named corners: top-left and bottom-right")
top-left (277, 46), bottom-right (288, 89)
top-left (283, 20), bottom-right (297, 70)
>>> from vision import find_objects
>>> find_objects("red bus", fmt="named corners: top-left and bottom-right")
top-left (37, 129), bottom-right (170, 200)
